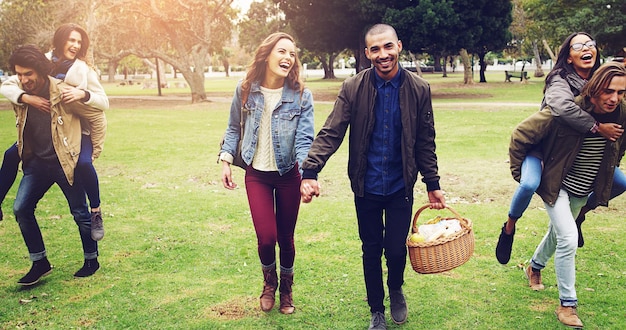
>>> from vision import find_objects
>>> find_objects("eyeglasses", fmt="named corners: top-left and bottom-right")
top-left (570, 40), bottom-right (596, 52)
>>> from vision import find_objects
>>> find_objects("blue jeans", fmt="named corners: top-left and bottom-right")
top-left (585, 167), bottom-right (626, 209)
top-left (13, 156), bottom-right (97, 261)
top-left (0, 142), bottom-right (20, 204)
top-left (354, 190), bottom-right (413, 313)
top-left (508, 155), bottom-right (542, 220)
top-left (530, 189), bottom-right (586, 307)
top-left (76, 134), bottom-right (101, 209)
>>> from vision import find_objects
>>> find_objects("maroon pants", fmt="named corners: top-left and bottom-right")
top-left (245, 165), bottom-right (301, 268)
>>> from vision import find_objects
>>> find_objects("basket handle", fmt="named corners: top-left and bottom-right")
top-left (411, 204), bottom-right (469, 234)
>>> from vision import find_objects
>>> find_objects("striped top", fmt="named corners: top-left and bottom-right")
top-left (562, 135), bottom-right (606, 198)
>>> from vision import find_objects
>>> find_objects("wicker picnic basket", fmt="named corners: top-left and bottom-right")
top-left (406, 204), bottom-right (474, 274)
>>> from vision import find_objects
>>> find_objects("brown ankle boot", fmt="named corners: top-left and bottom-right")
top-left (279, 272), bottom-right (295, 314)
top-left (260, 267), bottom-right (278, 312)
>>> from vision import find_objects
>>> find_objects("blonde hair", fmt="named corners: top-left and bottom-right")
top-left (581, 62), bottom-right (626, 100)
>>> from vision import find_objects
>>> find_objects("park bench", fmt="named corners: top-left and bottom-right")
top-left (505, 70), bottom-right (529, 82)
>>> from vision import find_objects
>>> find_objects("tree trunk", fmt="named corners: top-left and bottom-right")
top-left (433, 55), bottom-right (442, 72)
top-left (532, 40), bottom-right (545, 77)
top-left (222, 58), bottom-right (230, 77)
top-left (321, 53), bottom-right (336, 79)
top-left (542, 39), bottom-right (556, 63)
top-left (408, 51), bottom-right (423, 76)
top-left (107, 59), bottom-right (118, 83)
top-left (354, 39), bottom-right (371, 73)
top-left (478, 51), bottom-right (487, 83)
top-left (181, 69), bottom-right (207, 103)
top-left (459, 49), bottom-right (474, 84)
top-left (442, 55), bottom-right (448, 78)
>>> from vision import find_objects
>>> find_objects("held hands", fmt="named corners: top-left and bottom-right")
top-left (221, 161), bottom-right (238, 190)
top-left (300, 179), bottom-right (320, 203)
top-left (598, 123), bottom-right (624, 142)
top-left (21, 94), bottom-right (51, 113)
top-left (427, 190), bottom-right (446, 210)
top-left (60, 86), bottom-right (86, 104)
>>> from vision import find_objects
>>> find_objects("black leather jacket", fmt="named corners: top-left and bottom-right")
top-left (302, 67), bottom-right (441, 197)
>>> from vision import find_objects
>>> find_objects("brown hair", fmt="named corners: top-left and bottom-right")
top-left (241, 32), bottom-right (303, 105)
top-left (581, 62), bottom-right (626, 100)
top-left (52, 23), bottom-right (90, 63)
top-left (8, 44), bottom-right (52, 76)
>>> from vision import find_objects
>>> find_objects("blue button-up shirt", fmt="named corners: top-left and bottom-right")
top-left (364, 69), bottom-right (405, 196)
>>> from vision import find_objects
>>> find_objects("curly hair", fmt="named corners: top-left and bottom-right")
top-left (8, 44), bottom-right (52, 76)
top-left (241, 32), bottom-right (303, 104)
top-left (544, 32), bottom-right (601, 93)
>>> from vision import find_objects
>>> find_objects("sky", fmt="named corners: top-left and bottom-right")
top-left (231, 0), bottom-right (254, 13)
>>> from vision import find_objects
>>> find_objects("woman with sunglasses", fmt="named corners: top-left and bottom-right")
top-left (496, 32), bottom-right (626, 264)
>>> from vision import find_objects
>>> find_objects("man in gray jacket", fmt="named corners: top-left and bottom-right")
top-left (509, 62), bottom-right (626, 328)
top-left (299, 24), bottom-right (445, 330)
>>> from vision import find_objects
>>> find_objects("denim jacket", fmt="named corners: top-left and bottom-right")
top-left (220, 80), bottom-right (314, 175)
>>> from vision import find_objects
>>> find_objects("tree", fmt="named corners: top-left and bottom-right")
top-left (0, 0), bottom-right (55, 71)
top-left (111, 0), bottom-right (237, 103)
top-left (274, 0), bottom-right (372, 79)
top-left (454, 0), bottom-right (512, 83)
top-left (238, 0), bottom-right (288, 54)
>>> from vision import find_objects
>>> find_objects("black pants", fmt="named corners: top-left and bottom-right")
top-left (354, 190), bottom-right (413, 313)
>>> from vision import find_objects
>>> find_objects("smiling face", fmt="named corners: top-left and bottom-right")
top-left (365, 29), bottom-right (402, 80)
top-left (568, 34), bottom-right (597, 79)
top-left (263, 38), bottom-right (296, 87)
top-left (591, 75), bottom-right (626, 114)
top-left (15, 64), bottom-right (46, 95)
top-left (62, 30), bottom-right (83, 61)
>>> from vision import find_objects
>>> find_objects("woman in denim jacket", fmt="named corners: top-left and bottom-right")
top-left (218, 32), bottom-right (314, 315)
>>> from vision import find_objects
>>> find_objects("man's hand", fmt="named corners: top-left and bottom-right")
top-left (300, 179), bottom-right (320, 203)
top-left (598, 123), bottom-right (623, 142)
top-left (60, 86), bottom-right (87, 104)
top-left (21, 94), bottom-right (51, 113)
top-left (427, 190), bottom-right (446, 210)
top-left (221, 161), bottom-right (237, 190)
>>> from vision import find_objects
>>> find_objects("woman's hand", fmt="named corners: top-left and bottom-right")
top-left (21, 94), bottom-right (51, 113)
top-left (221, 161), bottom-right (237, 189)
top-left (60, 86), bottom-right (87, 104)
top-left (598, 122), bottom-right (624, 142)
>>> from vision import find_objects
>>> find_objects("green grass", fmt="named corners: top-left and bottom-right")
top-left (0, 74), bottom-right (625, 329)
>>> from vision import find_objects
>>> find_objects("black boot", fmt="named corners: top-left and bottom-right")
top-left (18, 258), bottom-right (53, 286)
top-left (74, 258), bottom-right (100, 277)
top-left (575, 214), bottom-right (586, 248)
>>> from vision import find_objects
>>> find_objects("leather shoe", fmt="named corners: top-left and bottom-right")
top-left (18, 258), bottom-right (52, 286)
top-left (368, 311), bottom-right (386, 330)
top-left (525, 265), bottom-right (544, 291)
top-left (555, 305), bottom-right (583, 328)
top-left (389, 289), bottom-right (407, 324)
top-left (495, 222), bottom-right (515, 264)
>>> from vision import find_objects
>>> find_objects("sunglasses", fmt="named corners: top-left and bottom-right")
top-left (570, 40), bottom-right (596, 52)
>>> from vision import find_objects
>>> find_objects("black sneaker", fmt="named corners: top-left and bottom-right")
top-left (91, 211), bottom-right (104, 241)
top-left (368, 311), bottom-right (387, 330)
top-left (74, 258), bottom-right (100, 278)
top-left (495, 222), bottom-right (515, 264)
top-left (389, 288), bottom-right (408, 324)
top-left (18, 258), bottom-right (53, 286)
top-left (575, 214), bottom-right (585, 248)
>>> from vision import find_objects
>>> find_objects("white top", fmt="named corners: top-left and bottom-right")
top-left (252, 86), bottom-right (282, 171)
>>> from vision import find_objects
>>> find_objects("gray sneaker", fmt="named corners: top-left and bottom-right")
top-left (91, 211), bottom-right (104, 241)
top-left (369, 311), bottom-right (387, 330)
top-left (389, 288), bottom-right (408, 324)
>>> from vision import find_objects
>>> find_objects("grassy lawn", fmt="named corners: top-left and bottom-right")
top-left (0, 72), bottom-right (624, 329)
